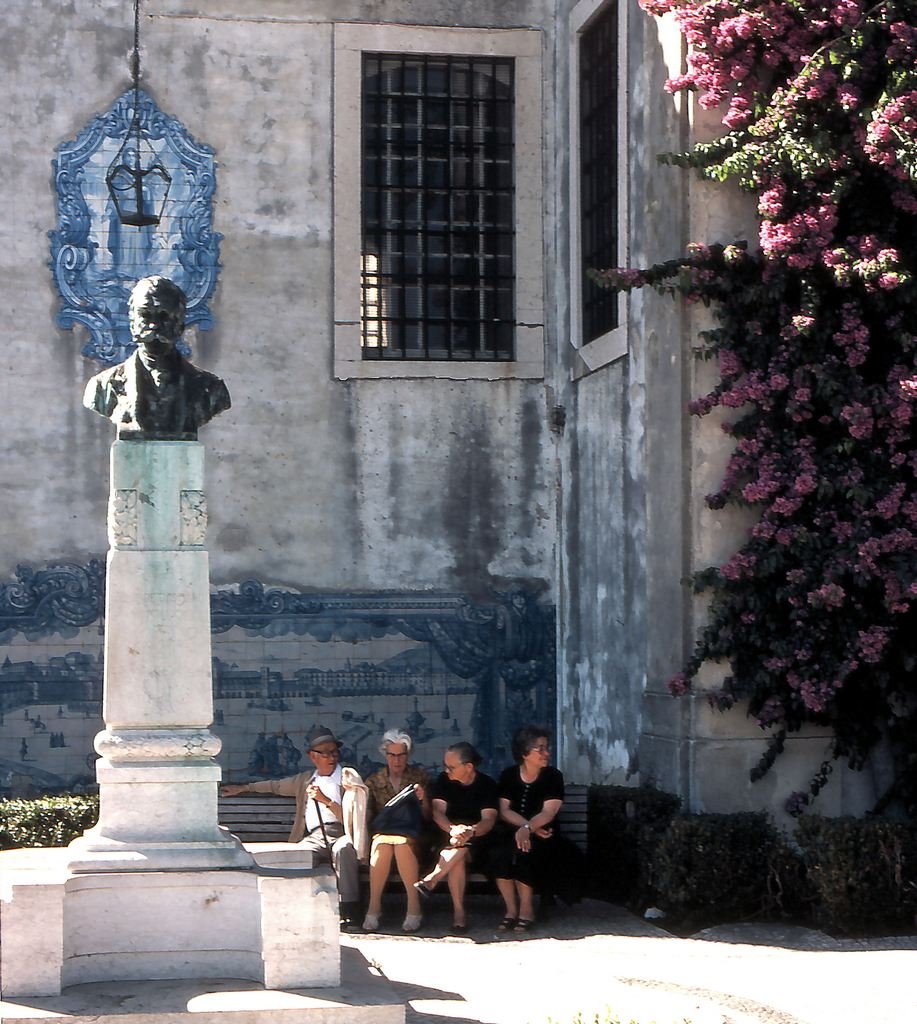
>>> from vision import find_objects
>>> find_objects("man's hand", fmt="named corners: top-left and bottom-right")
top-left (307, 781), bottom-right (330, 806)
top-left (221, 784), bottom-right (245, 797)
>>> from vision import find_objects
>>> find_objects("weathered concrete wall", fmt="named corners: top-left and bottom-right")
top-left (0, 0), bottom-right (559, 790)
top-left (553, 1), bottom-right (688, 784)
top-left (0, 0), bottom-right (556, 596)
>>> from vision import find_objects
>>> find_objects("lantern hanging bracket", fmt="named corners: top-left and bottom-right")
top-left (105, 0), bottom-right (171, 228)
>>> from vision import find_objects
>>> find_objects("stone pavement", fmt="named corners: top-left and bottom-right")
top-left (345, 895), bottom-right (917, 1024)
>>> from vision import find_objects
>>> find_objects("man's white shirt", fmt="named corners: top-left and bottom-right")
top-left (305, 764), bottom-right (343, 834)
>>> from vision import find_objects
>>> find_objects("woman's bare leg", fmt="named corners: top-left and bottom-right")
top-left (366, 839), bottom-right (394, 917)
top-left (496, 878), bottom-right (518, 919)
top-left (445, 851), bottom-right (468, 926)
top-left (394, 843), bottom-right (421, 916)
top-left (421, 845), bottom-right (465, 888)
top-left (516, 880), bottom-right (535, 923)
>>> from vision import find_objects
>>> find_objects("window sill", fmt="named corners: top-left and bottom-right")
top-left (571, 323), bottom-right (628, 379)
top-left (334, 324), bottom-right (544, 380)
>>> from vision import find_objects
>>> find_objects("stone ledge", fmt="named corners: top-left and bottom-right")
top-left (0, 948), bottom-right (403, 1024)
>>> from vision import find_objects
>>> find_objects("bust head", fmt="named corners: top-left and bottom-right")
top-left (129, 276), bottom-right (186, 354)
top-left (84, 273), bottom-right (230, 439)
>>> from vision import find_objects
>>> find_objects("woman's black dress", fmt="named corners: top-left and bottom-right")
top-left (492, 764), bottom-right (583, 902)
top-left (430, 769), bottom-right (500, 870)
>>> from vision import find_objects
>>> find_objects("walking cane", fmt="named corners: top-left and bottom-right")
top-left (314, 797), bottom-right (340, 886)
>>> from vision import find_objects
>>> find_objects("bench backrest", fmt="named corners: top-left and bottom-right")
top-left (557, 784), bottom-right (587, 852)
top-left (218, 793), bottom-right (296, 843)
top-left (219, 783), bottom-right (588, 850)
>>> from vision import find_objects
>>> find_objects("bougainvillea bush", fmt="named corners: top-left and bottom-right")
top-left (601, 0), bottom-right (917, 815)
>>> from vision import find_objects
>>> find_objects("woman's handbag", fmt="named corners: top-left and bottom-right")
top-left (371, 784), bottom-right (423, 838)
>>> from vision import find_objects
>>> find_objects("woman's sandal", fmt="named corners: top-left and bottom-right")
top-left (514, 918), bottom-right (535, 933)
top-left (497, 916), bottom-right (517, 932)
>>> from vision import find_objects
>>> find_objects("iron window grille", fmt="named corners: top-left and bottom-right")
top-left (579, 3), bottom-right (619, 343)
top-left (361, 53), bottom-right (516, 360)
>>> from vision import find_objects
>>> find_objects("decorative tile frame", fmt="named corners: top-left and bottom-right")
top-left (49, 90), bottom-right (222, 366)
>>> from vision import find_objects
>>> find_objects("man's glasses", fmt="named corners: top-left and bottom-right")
top-left (310, 748), bottom-right (340, 758)
top-left (444, 763), bottom-right (465, 773)
top-left (529, 745), bottom-right (551, 754)
top-left (386, 751), bottom-right (408, 758)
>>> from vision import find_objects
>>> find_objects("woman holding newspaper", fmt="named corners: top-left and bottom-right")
top-left (362, 729), bottom-right (431, 932)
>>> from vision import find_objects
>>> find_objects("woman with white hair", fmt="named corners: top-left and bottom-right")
top-left (362, 728), bottom-right (431, 932)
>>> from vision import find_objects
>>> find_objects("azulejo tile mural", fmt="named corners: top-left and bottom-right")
top-left (0, 563), bottom-right (555, 794)
top-left (49, 89), bottom-right (221, 366)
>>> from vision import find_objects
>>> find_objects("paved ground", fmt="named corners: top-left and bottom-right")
top-left (345, 894), bottom-right (917, 1024)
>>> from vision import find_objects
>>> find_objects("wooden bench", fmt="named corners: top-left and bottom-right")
top-left (218, 793), bottom-right (297, 844)
top-left (219, 785), bottom-right (589, 866)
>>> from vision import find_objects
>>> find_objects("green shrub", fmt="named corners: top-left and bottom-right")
top-left (649, 811), bottom-right (801, 926)
top-left (587, 785), bottom-right (681, 904)
top-left (0, 794), bottom-right (99, 850)
top-left (795, 815), bottom-right (917, 934)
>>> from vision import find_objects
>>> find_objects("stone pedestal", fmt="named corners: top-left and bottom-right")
top-left (68, 441), bottom-right (250, 872)
top-left (0, 441), bottom-right (355, 1004)
top-left (0, 848), bottom-right (342, 998)
top-left (0, 944), bottom-right (404, 1024)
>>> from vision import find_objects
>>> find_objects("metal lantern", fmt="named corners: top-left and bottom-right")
top-left (106, 0), bottom-right (171, 227)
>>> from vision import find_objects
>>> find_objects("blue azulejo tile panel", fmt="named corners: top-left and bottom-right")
top-left (0, 563), bottom-right (555, 794)
top-left (50, 90), bottom-right (221, 366)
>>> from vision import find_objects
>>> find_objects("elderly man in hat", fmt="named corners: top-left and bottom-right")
top-left (222, 726), bottom-right (368, 929)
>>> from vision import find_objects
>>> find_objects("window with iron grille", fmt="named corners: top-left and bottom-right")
top-left (579, 3), bottom-right (618, 344)
top-left (361, 53), bottom-right (515, 361)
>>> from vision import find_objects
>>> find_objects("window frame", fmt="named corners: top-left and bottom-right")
top-left (333, 23), bottom-right (544, 380)
top-left (569, 0), bottom-right (630, 377)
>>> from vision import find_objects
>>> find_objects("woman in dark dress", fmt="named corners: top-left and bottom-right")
top-left (493, 725), bottom-right (582, 932)
top-left (414, 741), bottom-right (498, 932)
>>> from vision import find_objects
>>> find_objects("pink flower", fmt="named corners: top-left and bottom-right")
top-left (667, 673), bottom-right (690, 697)
top-left (807, 583), bottom-right (845, 609)
top-left (841, 403), bottom-right (874, 439)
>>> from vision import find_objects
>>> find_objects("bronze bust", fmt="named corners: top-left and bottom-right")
top-left (83, 276), bottom-right (231, 440)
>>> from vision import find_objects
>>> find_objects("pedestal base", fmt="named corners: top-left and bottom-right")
top-left (0, 948), bottom-right (404, 1024)
top-left (0, 848), bottom-right (341, 999)
top-left (65, 832), bottom-right (255, 872)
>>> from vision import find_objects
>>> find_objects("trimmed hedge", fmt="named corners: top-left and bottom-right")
top-left (0, 795), bottom-right (98, 850)
top-left (587, 785), bottom-right (680, 904)
top-left (796, 815), bottom-right (917, 934)
top-left (588, 788), bottom-right (917, 934)
top-left (649, 811), bottom-right (804, 927)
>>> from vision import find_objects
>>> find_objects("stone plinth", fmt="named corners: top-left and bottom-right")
top-left (0, 947), bottom-right (403, 1024)
top-left (68, 440), bottom-right (250, 873)
top-left (0, 848), bottom-right (341, 998)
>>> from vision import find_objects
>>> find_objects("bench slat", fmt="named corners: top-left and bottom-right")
top-left (219, 785), bottom-right (589, 852)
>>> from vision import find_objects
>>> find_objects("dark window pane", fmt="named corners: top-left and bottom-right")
top-left (361, 52), bottom-right (515, 360)
top-left (580, 3), bottom-right (619, 341)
